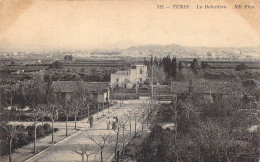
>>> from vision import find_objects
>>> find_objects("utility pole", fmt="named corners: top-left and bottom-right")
top-left (151, 55), bottom-right (154, 112)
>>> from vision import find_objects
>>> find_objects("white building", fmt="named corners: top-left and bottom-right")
top-left (110, 65), bottom-right (148, 89)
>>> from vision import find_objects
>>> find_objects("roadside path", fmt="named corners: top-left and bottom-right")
top-left (2, 102), bottom-right (127, 162)
top-left (26, 99), bottom-right (147, 162)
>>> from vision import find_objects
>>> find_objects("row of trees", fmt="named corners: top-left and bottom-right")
top-left (145, 56), bottom-right (179, 78)
top-left (145, 56), bottom-right (201, 82)
top-left (0, 78), bottom-right (99, 162)
top-left (135, 91), bottom-right (259, 161)
top-left (45, 66), bottom-right (124, 82)
top-left (69, 100), bottom-right (153, 162)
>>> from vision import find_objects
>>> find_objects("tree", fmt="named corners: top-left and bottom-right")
top-left (138, 105), bottom-right (147, 131)
top-left (188, 79), bottom-right (194, 94)
top-left (83, 97), bottom-right (93, 122)
top-left (171, 57), bottom-right (177, 78)
top-left (201, 62), bottom-right (209, 69)
top-left (178, 61), bottom-right (183, 72)
top-left (149, 66), bottom-right (168, 85)
top-left (0, 114), bottom-right (21, 162)
top-left (124, 110), bottom-right (134, 140)
top-left (154, 56), bottom-right (158, 66)
top-left (133, 110), bottom-right (140, 137)
top-left (70, 85), bottom-right (88, 130)
top-left (144, 58), bottom-right (148, 66)
top-left (113, 120), bottom-right (127, 159)
top-left (28, 108), bottom-right (43, 154)
top-left (63, 100), bottom-right (74, 136)
top-left (23, 79), bottom-right (47, 154)
top-left (2, 83), bottom-right (19, 106)
top-left (191, 58), bottom-right (199, 74)
top-left (159, 58), bottom-right (162, 67)
top-left (46, 104), bottom-right (60, 143)
top-left (87, 133), bottom-right (112, 162)
top-left (150, 57), bottom-right (153, 66)
top-left (72, 144), bottom-right (94, 162)
top-left (49, 61), bottom-right (63, 69)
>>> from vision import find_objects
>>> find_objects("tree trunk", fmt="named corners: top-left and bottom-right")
top-left (52, 119), bottom-right (54, 143)
top-left (34, 123), bottom-right (37, 154)
top-left (101, 148), bottom-right (103, 162)
top-left (42, 115), bottom-right (44, 125)
top-left (175, 103), bottom-right (177, 141)
top-left (66, 115), bottom-right (68, 136)
top-left (81, 155), bottom-right (84, 162)
top-left (102, 101), bottom-right (104, 116)
top-left (74, 112), bottom-right (77, 130)
top-left (9, 138), bottom-right (12, 162)
top-left (97, 104), bottom-right (99, 119)
top-left (86, 155), bottom-right (89, 162)
top-left (142, 114), bottom-right (144, 131)
top-left (129, 121), bottom-right (132, 139)
top-left (19, 110), bottom-right (21, 122)
top-left (108, 103), bottom-right (110, 113)
top-left (134, 117), bottom-right (137, 137)
top-left (122, 125), bottom-right (125, 156)
top-left (115, 131), bottom-right (119, 158)
top-left (87, 106), bottom-right (90, 120)
top-left (147, 111), bottom-right (149, 124)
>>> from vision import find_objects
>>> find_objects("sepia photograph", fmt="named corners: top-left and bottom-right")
top-left (0, 0), bottom-right (259, 161)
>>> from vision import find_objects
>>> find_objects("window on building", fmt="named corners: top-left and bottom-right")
top-left (116, 78), bottom-right (119, 82)
top-left (140, 69), bottom-right (143, 74)
top-left (140, 78), bottom-right (142, 81)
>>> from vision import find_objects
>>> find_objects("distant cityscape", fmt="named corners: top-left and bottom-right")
top-left (0, 44), bottom-right (259, 62)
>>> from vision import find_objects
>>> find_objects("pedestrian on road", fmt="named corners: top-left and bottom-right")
top-left (112, 117), bottom-right (116, 130)
top-left (90, 116), bottom-right (93, 128)
top-left (106, 117), bottom-right (111, 130)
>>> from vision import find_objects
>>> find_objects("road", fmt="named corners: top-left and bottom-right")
top-left (24, 99), bottom-right (148, 162)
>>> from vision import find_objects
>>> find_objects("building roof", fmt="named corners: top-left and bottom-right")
top-left (114, 71), bottom-right (129, 75)
top-left (171, 80), bottom-right (245, 95)
top-left (52, 81), bottom-right (109, 93)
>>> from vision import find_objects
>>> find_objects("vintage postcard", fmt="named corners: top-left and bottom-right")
top-left (0, 0), bottom-right (259, 161)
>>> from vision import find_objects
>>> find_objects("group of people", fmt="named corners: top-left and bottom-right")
top-left (106, 116), bottom-right (118, 130)
top-left (88, 115), bottom-right (119, 129)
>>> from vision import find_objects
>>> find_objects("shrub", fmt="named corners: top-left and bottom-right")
top-left (10, 136), bottom-right (19, 152)
top-left (0, 140), bottom-right (8, 155)
top-left (201, 62), bottom-right (209, 69)
top-left (17, 133), bottom-right (29, 148)
top-left (0, 126), bottom-right (8, 140)
top-left (36, 125), bottom-right (45, 137)
top-left (43, 123), bottom-right (51, 133)
top-left (16, 125), bottom-right (25, 130)
top-left (235, 63), bottom-right (248, 71)
top-left (0, 124), bottom-right (59, 156)
top-left (27, 125), bottom-right (35, 139)
top-left (27, 129), bottom-right (34, 140)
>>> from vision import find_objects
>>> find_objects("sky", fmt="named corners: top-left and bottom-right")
top-left (0, 0), bottom-right (260, 51)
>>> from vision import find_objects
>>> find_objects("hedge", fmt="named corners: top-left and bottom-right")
top-left (0, 123), bottom-right (58, 156)
top-left (12, 103), bottom-right (114, 122)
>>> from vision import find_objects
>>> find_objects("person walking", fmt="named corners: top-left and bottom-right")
top-left (106, 117), bottom-right (111, 130)
top-left (89, 116), bottom-right (93, 128)
top-left (112, 117), bottom-right (116, 130)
